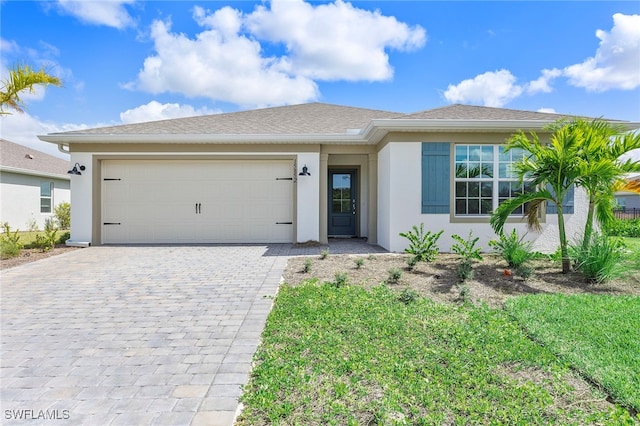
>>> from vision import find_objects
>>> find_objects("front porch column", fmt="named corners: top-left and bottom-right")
top-left (368, 152), bottom-right (378, 245)
top-left (319, 153), bottom-right (329, 244)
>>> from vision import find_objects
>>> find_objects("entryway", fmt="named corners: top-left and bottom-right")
top-left (328, 169), bottom-right (357, 237)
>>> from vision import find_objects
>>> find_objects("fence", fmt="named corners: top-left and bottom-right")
top-left (613, 207), bottom-right (640, 220)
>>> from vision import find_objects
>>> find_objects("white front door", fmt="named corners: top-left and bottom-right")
top-left (101, 159), bottom-right (294, 243)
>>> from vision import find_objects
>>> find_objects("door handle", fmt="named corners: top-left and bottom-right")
top-left (198, 203), bottom-right (202, 214)
top-left (196, 203), bottom-right (198, 214)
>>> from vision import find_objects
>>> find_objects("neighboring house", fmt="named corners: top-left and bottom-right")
top-left (615, 173), bottom-right (640, 210)
top-left (38, 103), bottom-right (640, 252)
top-left (0, 139), bottom-right (71, 230)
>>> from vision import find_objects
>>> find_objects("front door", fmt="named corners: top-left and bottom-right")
top-left (328, 170), bottom-right (357, 237)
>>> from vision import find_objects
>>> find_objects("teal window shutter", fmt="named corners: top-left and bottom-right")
top-left (547, 185), bottom-right (574, 214)
top-left (422, 143), bottom-right (450, 213)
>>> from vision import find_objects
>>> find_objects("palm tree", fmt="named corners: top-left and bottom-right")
top-left (490, 124), bottom-right (584, 273)
top-left (0, 63), bottom-right (62, 114)
top-left (572, 120), bottom-right (640, 252)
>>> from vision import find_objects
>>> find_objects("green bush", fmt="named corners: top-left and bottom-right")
top-left (605, 218), bottom-right (640, 238)
top-left (53, 202), bottom-right (71, 229)
top-left (399, 223), bottom-right (443, 262)
top-left (0, 223), bottom-right (23, 259)
top-left (34, 220), bottom-right (58, 252)
top-left (489, 229), bottom-right (534, 268)
top-left (319, 249), bottom-right (329, 260)
top-left (57, 231), bottom-right (71, 245)
top-left (398, 287), bottom-right (419, 305)
top-left (451, 231), bottom-right (483, 283)
top-left (329, 272), bottom-right (348, 288)
top-left (405, 255), bottom-right (419, 270)
top-left (570, 233), bottom-right (625, 284)
top-left (354, 258), bottom-right (365, 269)
top-left (386, 267), bottom-right (403, 284)
top-left (302, 259), bottom-right (312, 273)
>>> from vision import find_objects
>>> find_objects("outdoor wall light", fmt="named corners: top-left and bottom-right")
top-left (298, 165), bottom-right (311, 176)
top-left (68, 163), bottom-right (86, 175)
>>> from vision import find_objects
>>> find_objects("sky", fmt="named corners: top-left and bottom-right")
top-left (1, 0), bottom-right (639, 159)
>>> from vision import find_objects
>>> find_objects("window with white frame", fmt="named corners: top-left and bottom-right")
top-left (454, 145), bottom-right (532, 216)
top-left (40, 181), bottom-right (53, 213)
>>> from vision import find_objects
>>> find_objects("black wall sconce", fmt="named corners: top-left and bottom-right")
top-left (68, 163), bottom-right (86, 175)
top-left (298, 165), bottom-right (311, 176)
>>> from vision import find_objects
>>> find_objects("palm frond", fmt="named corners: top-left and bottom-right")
top-left (490, 189), bottom-right (554, 235)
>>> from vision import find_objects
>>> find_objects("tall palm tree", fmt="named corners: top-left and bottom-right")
top-left (0, 63), bottom-right (62, 114)
top-left (490, 124), bottom-right (584, 273)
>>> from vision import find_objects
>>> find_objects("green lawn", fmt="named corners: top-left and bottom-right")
top-left (506, 294), bottom-right (640, 412)
top-left (238, 282), bottom-right (635, 425)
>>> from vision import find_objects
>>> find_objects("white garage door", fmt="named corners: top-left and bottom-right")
top-left (102, 159), bottom-right (294, 244)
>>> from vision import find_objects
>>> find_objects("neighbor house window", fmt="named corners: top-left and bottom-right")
top-left (454, 145), bottom-right (532, 216)
top-left (40, 181), bottom-right (53, 213)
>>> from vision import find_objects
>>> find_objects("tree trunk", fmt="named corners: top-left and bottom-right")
top-left (581, 198), bottom-right (596, 254)
top-left (557, 210), bottom-right (571, 274)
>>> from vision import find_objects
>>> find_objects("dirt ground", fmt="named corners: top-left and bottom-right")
top-left (283, 252), bottom-right (640, 308)
top-left (0, 245), bottom-right (80, 270)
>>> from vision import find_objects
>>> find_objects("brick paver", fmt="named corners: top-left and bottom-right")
top-left (1, 240), bottom-right (385, 425)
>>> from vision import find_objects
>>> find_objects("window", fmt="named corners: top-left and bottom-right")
top-left (454, 145), bottom-right (532, 216)
top-left (40, 181), bottom-right (53, 213)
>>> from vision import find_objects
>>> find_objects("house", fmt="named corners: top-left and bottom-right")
top-left (0, 139), bottom-right (71, 231)
top-left (614, 173), bottom-right (640, 210)
top-left (38, 103), bottom-right (640, 252)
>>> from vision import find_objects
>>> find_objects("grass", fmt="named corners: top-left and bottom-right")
top-left (10, 230), bottom-right (69, 248)
top-left (506, 294), bottom-right (640, 413)
top-left (238, 282), bottom-right (632, 425)
top-left (620, 237), bottom-right (640, 283)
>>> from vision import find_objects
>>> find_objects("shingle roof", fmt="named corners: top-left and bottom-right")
top-left (402, 104), bottom-right (583, 121)
top-left (0, 139), bottom-right (70, 176)
top-left (56, 103), bottom-right (403, 136)
top-left (43, 102), bottom-right (632, 140)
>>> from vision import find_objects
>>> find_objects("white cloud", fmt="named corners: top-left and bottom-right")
top-left (0, 113), bottom-right (91, 159)
top-left (527, 68), bottom-right (562, 94)
top-left (563, 13), bottom-right (640, 91)
top-left (131, 0), bottom-right (425, 107)
top-left (54, 0), bottom-right (136, 29)
top-left (133, 14), bottom-right (318, 107)
top-left (537, 108), bottom-right (557, 114)
top-left (120, 101), bottom-right (220, 124)
top-left (245, 0), bottom-right (426, 81)
top-left (443, 70), bottom-right (523, 107)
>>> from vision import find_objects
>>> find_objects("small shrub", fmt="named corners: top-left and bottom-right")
top-left (367, 254), bottom-right (376, 261)
top-left (354, 258), bottom-right (365, 269)
top-left (302, 259), bottom-right (313, 273)
top-left (405, 255), bottom-right (419, 270)
top-left (515, 263), bottom-right (534, 280)
top-left (34, 220), bottom-right (58, 252)
top-left (399, 223), bottom-right (443, 262)
top-left (398, 288), bottom-right (419, 305)
top-left (386, 267), bottom-right (403, 285)
top-left (489, 229), bottom-right (534, 268)
top-left (571, 233), bottom-right (625, 284)
top-left (320, 249), bottom-right (329, 260)
top-left (329, 272), bottom-right (349, 288)
top-left (57, 231), bottom-right (71, 245)
top-left (451, 231), bottom-right (482, 283)
top-left (0, 223), bottom-right (23, 259)
top-left (54, 202), bottom-right (71, 229)
top-left (457, 283), bottom-right (471, 304)
top-left (456, 260), bottom-right (474, 282)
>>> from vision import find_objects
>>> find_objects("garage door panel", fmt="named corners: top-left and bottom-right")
top-left (102, 159), bottom-right (293, 244)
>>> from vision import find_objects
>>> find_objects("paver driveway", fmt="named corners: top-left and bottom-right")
top-left (1, 245), bottom-right (293, 426)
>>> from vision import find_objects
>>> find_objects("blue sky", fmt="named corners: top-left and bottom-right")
top-left (1, 1), bottom-right (639, 159)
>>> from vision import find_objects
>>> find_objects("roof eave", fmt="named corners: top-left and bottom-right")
top-left (37, 133), bottom-right (370, 145)
top-left (0, 165), bottom-right (71, 180)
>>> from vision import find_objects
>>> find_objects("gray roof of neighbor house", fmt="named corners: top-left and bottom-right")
top-left (38, 103), bottom-right (639, 145)
top-left (0, 139), bottom-right (70, 178)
